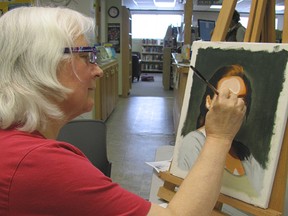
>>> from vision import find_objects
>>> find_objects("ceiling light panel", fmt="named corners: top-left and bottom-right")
top-left (153, 0), bottom-right (176, 7)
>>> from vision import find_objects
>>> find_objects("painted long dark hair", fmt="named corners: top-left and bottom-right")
top-left (197, 64), bottom-right (252, 160)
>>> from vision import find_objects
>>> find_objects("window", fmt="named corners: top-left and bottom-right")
top-left (240, 17), bottom-right (278, 29)
top-left (131, 14), bottom-right (182, 39)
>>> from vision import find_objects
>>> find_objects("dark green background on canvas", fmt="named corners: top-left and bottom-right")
top-left (181, 46), bottom-right (288, 168)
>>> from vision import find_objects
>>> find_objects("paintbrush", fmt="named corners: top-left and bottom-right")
top-left (190, 65), bottom-right (219, 95)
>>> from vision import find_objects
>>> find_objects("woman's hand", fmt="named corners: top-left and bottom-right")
top-left (205, 87), bottom-right (246, 145)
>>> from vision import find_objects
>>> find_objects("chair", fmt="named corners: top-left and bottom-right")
top-left (132, 51), bottom-right (141, 82)
top-left (57, 119), bottom-right (112, 177)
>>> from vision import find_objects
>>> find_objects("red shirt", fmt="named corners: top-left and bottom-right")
top-left (0, 129), bottom-right (151, 215)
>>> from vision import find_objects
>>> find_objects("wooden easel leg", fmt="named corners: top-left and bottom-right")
top-left (183, 0), bottom-right (192, 45)
top-left (250, 0), bottom-right (268, 42)
top-left (211, 0), bottom-right (237, 41)
top-left (244, 0), bottom-right (258, 42)
top-left (261, 0), bottom-right (276, 42)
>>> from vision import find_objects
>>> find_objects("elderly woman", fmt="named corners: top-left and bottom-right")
top-left (0, 7), bottom-right (246, 215)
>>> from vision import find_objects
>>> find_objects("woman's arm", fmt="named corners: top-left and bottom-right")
top-left (148, 88), bottom-right (246, 216)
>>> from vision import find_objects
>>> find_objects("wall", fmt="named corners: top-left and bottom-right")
top-left (100, 0), bottom-right (107, 44)
top-left (36, 0), bottom-right (96, 44)
top-left (36, 0), bottom-right (95, 17)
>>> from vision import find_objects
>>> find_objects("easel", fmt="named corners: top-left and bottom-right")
top-left (157, 0), bottom-right (288, 215)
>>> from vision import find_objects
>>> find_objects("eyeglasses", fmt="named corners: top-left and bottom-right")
top-left (63, 46), bottom-right (98, 64)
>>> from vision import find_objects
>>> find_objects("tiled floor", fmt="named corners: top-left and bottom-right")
top-left (105, 73), bottom-right (175, 199)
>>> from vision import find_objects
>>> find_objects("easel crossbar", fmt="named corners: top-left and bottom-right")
top-left (157, 172), bottom-right (283, 216)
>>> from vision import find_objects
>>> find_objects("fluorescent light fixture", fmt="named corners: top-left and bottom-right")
top-left (210, 5), bottom-right (222, 9)
top-left (276, 5), bottom-right (285, 11)
top-left (153, 0), bottom-right (176, 8)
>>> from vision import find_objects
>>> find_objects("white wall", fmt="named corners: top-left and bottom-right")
top-left (36, 0), bottom-right (95, 17)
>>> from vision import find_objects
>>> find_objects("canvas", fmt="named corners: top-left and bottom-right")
top-left (170, 41), bottom-right (288, 208)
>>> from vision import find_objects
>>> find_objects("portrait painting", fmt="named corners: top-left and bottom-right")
top-left (170, 41), bottom-right (288, 208)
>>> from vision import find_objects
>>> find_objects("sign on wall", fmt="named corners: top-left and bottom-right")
top-left (108, 23), bottom-right (120, 53)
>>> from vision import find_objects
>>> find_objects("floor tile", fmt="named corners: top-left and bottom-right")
top-left (106, 77), bottom-right (175, 199)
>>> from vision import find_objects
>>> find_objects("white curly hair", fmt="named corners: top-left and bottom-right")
top-left (0, 6), bottom-right (95, 132)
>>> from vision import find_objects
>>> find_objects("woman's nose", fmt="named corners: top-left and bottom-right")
top-left (92, 64), bottom-right (103, 78)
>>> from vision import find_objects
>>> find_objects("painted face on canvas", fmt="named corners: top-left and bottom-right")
top-left (206, 76), bottom-right (247, 109)
top-left (217, 76), bottom-right (247, 98)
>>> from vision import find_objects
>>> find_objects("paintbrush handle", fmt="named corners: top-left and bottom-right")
top-left (190, 65), bottom-right (219, 95)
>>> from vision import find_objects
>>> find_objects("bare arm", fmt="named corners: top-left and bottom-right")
top-left (148, 88), bottom-right (246, 216)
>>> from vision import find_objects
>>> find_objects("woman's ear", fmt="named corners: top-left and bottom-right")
top-left (206, 95), bottom-right (212, 109)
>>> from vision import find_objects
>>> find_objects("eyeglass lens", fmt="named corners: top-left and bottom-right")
top-left (88, 52), bottom-right (97, 64)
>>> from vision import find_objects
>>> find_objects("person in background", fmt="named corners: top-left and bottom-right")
top-left (0, 7), bottom-right (246, 215)
top-left (226, 10), bottom-right (246, 42)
